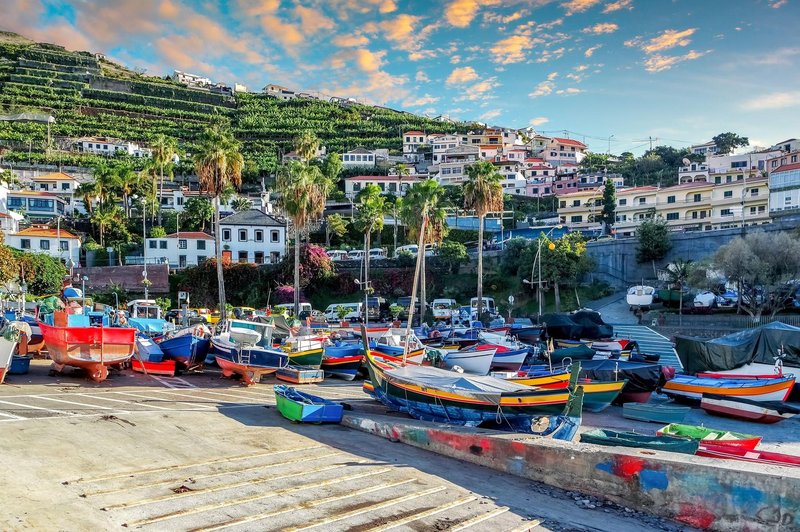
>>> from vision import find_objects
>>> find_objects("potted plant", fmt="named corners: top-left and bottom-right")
top-left (336, 304), bottom-right (350, 327)
top-left (389, 303), bottom-right (403, 327)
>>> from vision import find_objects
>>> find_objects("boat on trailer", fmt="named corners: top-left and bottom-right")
top-left (700, 393), bottom-right (800, 424)
top-left (211, 320), bottom-right (289, 385)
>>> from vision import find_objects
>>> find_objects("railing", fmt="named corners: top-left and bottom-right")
top-left (124, 256), bottom-right (169, 265)
top-left (658, 313), bottom-right (800, 329)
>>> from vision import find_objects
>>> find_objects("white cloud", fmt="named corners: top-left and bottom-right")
top-left (643, 50), bottom-right (708, 72)
top-left (584, 44), bottom-right (602, 57)
top-left (479, 109), bottom-right (502, 121)
top-left (561, 0), bottom-right (602, 15)
top-left (446, 66), bottom-right (479, 84)
top-left (742, 91), bottom-right (800, 111)
top-left (769, 0), bottom-right (788, 8)
top-left (529, 116), bottom-right (549, 126)
top-left (582, 22), bottom-right (618, 34)
top-left (403, 94), bottom-right (440, 107)
top-left (626, 28), bottom-right (697, 54)
top-left (602, 0), bottom-right (633, 13)
top-left (415, 70), bottom-right (430, 82)
top-left (556, 87), bottom-right (583, 95)
top-left (529, 80), bottom-right (555, 98)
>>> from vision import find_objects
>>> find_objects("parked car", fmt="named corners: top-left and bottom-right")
top-left (328, 250), bottom-right (349, 261)
top-left (365, 296), bottom-right (389, 321)
top-left (369, 248), bottom-right (388, 261)
top-left (324, 302), bottom-right (363, 323)
top-left (470, 297), bottom-right (498, 317)
top-left (165, 308), bottom-right (207, 325)
top-left (395, 296), bottom-right (423, 320)
top-left (232, 306), bottom-right (258, 319)
top-left (432, 298), bottom-right (459, 321)
top-left (395, 244), bottom-right (418, 258)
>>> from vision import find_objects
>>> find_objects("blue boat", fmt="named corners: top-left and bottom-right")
top-left (126, 300), bottom-right (175, 336)
top-left (324, 341), bottom-right (362, 358)
top-left (136, 334), bottom-right (164, 362)
top-left (211, 320), bottom-right (289, 385)
top-left (274, 385), bottom-right (344, 423)
top-left (157, 330), bottom-right (211, 369)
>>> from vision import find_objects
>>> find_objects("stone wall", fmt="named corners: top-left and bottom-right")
top-left (73, 264), bottom-right (170, 293)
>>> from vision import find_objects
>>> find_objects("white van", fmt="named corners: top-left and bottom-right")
top-left (432, 299), bottom-right (458, 321)
top-left (328, 250), bottom-right (349, 261)
top-left (348, 250), bottom-right (366, 261)
top-left (274, 302), bottom-right (312, 317)
top-left (369, 248), bottom-right (387, 260)
top-left (470, 297), bottom-right (497, 316)
top-left (395, 244), bottom-right (418, 258)
top-left (324, 302), bottom-right (363, 323)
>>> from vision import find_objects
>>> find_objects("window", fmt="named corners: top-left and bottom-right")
top-left (666, 213), bottom-right (679, 221)
top-left (353, 182), bottom-right (361, 191)
top-left (159, 241), bottom-right (167, 249)
top-left (197, 255), bottom-right (207, 263)
top-left (750, 207), bottom-right (757, 215)
top-left (149, 240), bottom-right (157, 249)
top-left (270, 251), bottom-right (281, 263)
top-left (721, 208), bottom-right (733, 217)
top-left (667, 195), bottom-right (675, 204)
top-left (570, 215), bottom-right (582, 223)
top-left (238, 251), bottom-right (248, 263)
top-left (619, 199), bottom-right (627, 206)
top-left (786, 196), bottom-right (792, 205)
top-left (40, 240), bottom-right (50, 250)
top-left (179, 255), bottom-right (187, 268)
top-left (715, 176), bottom-right (721, 184)
top-left (61, 183), bottom-right (70, 191)
top-left (724, 191), bottom-right (733, 198)
top-left (238, 229), bottom-right (247, 241)
top-left (572, 200), bottom-right (580, 207)
top-left (751, 189), bottom-right (759, 197)
top-left (197, 240), bottom-right (206, 250)
top-left (692, 211), bottom-right (698, 219)
top-left (693, 194), bottom-right (701, 202)
top-left (255, 230), bottom-right (264, 242)
top-left (792, 155), bottom-right (798, 163)
top-left (222, 229), bottom-right (231, 241)
top-left (254, 251), bottom-right (264, 264)
top-left (731, 161), bottom-right (747, 168)
top-left (271, 230), bottom-right (279, 243)
top-left (759, 206), bottom-right (765, 213)
top-left (726, 176), bottom-right (732, 183)
top-left (638, 197), bottom-right (646, 205)
top-left (60, 240), bottom-right (69, 251)
top-left (559, 201), bottom-right (566, 208)
top-left (405, 136), bottom-right (410, 142)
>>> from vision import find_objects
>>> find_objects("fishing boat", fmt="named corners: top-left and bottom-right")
top-left (274, 385), bottom-right (344, 423)
top-left (321, 354), bottom-right (362, 381)
top-left (442, 348), bottom-right (496, 375)
top-left (135, 334), bottom-right (164, 362)
top-left (282, 336), bottom-right (325, 367)
top-left (580, 379), bottom-right (627, 412)
top-left (364, 346), bottom-right (584, 438)
top-left (276, 365), bottom-right (325, 384)
top-left (370, 328), bottom-right (427, 364)
top-left (211, 320), bottom-right (289, 385)
top-left (493, 367), bottom-right (571, 389)
top-left (661, 374), bottom-right (795, 402)
top-left (0, 328), bottom-right (18, 384)
top-left (549, 344), bottom-right (595, 364)
top-left (126, 299), bottom-right (175, 336)
top-left (700, 393), bottom-right (800, 424)
top-left (657, 423), bottom-right (762, 452)
top-left (39, 313), bottom-right (135, 382)
top-left (622, 403), bottom-right (690, 424)
top-left (324, 341), bottom-right (362, 358)
top-left (580, 428), bottom-right (699, 455)
top-left (580, 359), bottom-right (671, 403)
top-left (156, 325), bottom-right (212, 369)
top-left (695, 446), bottom-right (800, 467)
top-left (131, 358), bottom-right (176, 376)
top-left (626, 285), bottom-right (655, 308)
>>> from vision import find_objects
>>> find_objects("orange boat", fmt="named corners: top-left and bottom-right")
top-left (39, 320), bottom-right (136, 382)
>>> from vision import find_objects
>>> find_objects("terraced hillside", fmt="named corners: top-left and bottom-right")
top-left (0, 33), bottom-right (472, 179)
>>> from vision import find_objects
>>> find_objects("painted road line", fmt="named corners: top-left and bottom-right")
top-left (68, 445), bottom-right (323, 485)
top-left (33, 395), bottom-right (116, 410)
top-left (109, 391), bottom-right (211, 411)
top-left (135, 389), bottom-right (219, 409)
top-left (128, 467), bottom-right (394, 528)
top-left (448, 506), bottom-right (511, 531)
top-left (0, 410), bottom-right (27, 420)
top-left (364, 495), bottom-right (478, 532)
top-left (75, 393), bottom-right (182, 411)
top-left (0, 398), bottom-right (74, 416)
top-left (152, 375), bottom-right (197, 388)
top-left (104, 460), bottom-right (373, 510)
top-left (190, 477), bottom-right (415, 532)
top-left (84, 450), bottom-right (341, 497)
top-left (288, 486), bottom-right (448, 532)
top-left (507, 520), bottom-right (543, 532)
top-left (185, 388), bottom-right (272, 403)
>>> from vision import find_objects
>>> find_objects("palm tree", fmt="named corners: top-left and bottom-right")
top-left (294, 131), bottom-right (320, 162)
top-left (354, 184), bottom-right (386, 324)
top-left (277, 160), bottom-right (331, 317)
top-left (113, 163), bottom-right (139, 219)
top-left (665, 259), bottom-right (693, 326)
top-left (393, 163), bottom-right (411, 253)
top-left (464, 161), bottom-right (504, 322)
top-left (75, 181), bottom-right (98, 215)
top-left (400, 179), bottom-right (448, 325)
top-left (193, 126), bottom-right (243, 322)
top-left (151, 134), bottom-right (177, 226)
top-left (231, 196), bottom-right (252, 212)
top-left (92, 162), bottom-right (117, 210)
top-left (91, 204), bottom-right (121, 247)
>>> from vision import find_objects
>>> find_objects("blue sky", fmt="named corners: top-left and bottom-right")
top-left (5, 0), bottom-right (799, 153)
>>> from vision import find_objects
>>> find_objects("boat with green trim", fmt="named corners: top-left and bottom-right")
top-left (274, 385), bottom-right (344, 423)
top-left (656, 423), bottom-right (761, 451)
top-left (580, 428), bottom-right (699, 454)
top-left (622, 403), bottom-right (689, 424)
top-left (580, 380), bottom-right (627, 412)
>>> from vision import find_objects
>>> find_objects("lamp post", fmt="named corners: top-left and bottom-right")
top-left (354, 278), bottom-right (372, 327)
top-left (20, 281), bottom-right (27, 314)
top-left (523, 225), bottom-right (561, 321)
top-left (81, 275), bottom-right (88, 310)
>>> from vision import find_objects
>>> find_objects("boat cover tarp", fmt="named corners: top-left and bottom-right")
top-left (541, 311), bottom-right (613, 340)
top-left (675, 322), bottom-right (800, 374)
top-left (579, 359), bottom-right (665, 393)
top-left (385, 363), bottom-right (531, 396)
top-left (551, 344), bottom-right (595, 361)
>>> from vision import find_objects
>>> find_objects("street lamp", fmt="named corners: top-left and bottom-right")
top-left (523, 225), bottom-right (562, 321)
top-left (19, 280), bottom-right (27, 314)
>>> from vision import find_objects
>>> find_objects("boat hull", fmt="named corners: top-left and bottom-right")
top-left (580, 380), bottom-right (627, 412)
top-left (211, 336), bottom-right (289, 385)
top-left (696, 446), bottom-right (800, 467)
top-left (698, 364), bottom-right (800, 386)
top-left (131, 358), bottom-right (176, 376)
top-left (321, 355), bottom-right (362, 380)
top-left (700, 393), bottom-right (800, 424)
top-left (158, 333), bottom-right (211, 369)
top-left (662, 374), bottom-right (795, 402)
top-left (443, 349), bottom-right (495, 375)
top-left (274, 385), bottom-right (344, 423)
top-left (657, 423), bottom-right (762, 452)
top-left (287, 348), bottom-right (323, 368)
top-left (324, 343), bottom-right (362, 358)
top-left (499, 370), bottom-right (571, 389)
top-left (489, 347), bottom-right (528, 372)
top-left (0, 337), bottom-right (15, 385)
top-left (622, 403), bottom-right (689, 424)
top-left (39, 322), bottom-right (135, 382)
top-left (580, 429), bottom-right (699, 454)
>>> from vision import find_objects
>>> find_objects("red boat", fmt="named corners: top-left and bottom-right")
top-left (39, 321), bottom-right (136, 382)
top-left (131, 358), bottom-right (176, 377)
top-left (697, 446), bottom-right (800, 468)
top-left (700, 393), bottom-right (800, 424)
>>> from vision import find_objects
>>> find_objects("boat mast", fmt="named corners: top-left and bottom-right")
top-left (402, 214), bottom-right (428, 365)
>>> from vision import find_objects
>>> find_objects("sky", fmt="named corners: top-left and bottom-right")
top-left (4, 0), bottom-right (800, 154)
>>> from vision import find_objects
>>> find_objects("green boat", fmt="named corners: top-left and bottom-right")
top-left (274, 385), bottom-right (344, 423)
top-left (656, 289), bottom-right (692, 308)
top-left (550, 344), bottom-right (594, 364)
top-left (656, 423), bottom-right (761, 451)
top-left (580, 428), bottom-right (699, 454)
top-left (580, 380), bottom-right (627, 413)
top-left (287, 347), bottom-right (324, 367)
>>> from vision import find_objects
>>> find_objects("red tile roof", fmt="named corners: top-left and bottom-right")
top-left (12, 227), bottom-right (78, 239)
top-left (403, 130), bottom-right (424, 135)
top-left (347, 175), bottom-right (423, 181)
top-left (8, 189), bottom-right (59, 198)
top-left (773, 162), bottom-right (800, 173)
top-left (553, 137), bottom-right (587, 148)
top-left (165, 232), bottom-right (214, 240)
top-left (30, 172), bottom-right (77, 181)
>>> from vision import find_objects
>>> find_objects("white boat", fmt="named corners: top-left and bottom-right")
top-left (626, 285), bottom-right (654, 307)
top-left (0, 333), bottom-right (18, 384)
top-left (442, 348), bottom-right (497, 375)
top-left (694, 291), bottom-right (717, 308)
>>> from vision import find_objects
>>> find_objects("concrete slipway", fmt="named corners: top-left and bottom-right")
top-left (0, 361), bottom-right (797, 531)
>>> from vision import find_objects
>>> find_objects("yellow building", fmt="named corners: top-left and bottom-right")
top-left (557, 177), bottom-right (770, 236)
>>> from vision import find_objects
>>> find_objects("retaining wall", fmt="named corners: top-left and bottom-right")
top-left (343, 413), bottom-right (800, 531)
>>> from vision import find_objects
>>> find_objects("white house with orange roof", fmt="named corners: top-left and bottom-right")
top-left (145, 231), bottom-right (216, 269)
top-left (493, 160), bottom-right (528, 195)
top-left (28, 171), bottom-right (80, 195)
top-left (5, 226), bottom-right (81, 265)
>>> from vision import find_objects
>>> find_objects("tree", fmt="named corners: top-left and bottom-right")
top-left (277, 160), bottom-right (331, 316)
top-left (354, 184), bottom-right (386, 322)
top-left (712, 132), bottom-right (749, 155)
top-left (91, 204), bottom-right (122, 247)
top-left (183, 197), bottom-right (214, 231)
top-left (463, 160), bottom-right (503, 321)
top-left (92, 162), bottom-right (117, 210)
top-left (75, 181), bottom-right (98, 215)
top-left (194, 125), bottom-right (243, 323)
top-left (112, 163), bottom-right (139, 219)
top-left (294, 131), bottom-right (320, 162)
top-left (400, 178), bottom-right (448, 324)
top-left (714, 232), bottom-right (800, 319)
top-left (664, 259), bottom-right (693, 325)
top-left (151, 134), bottom-right (177, 225)
top-left (322, 152), bottom-right (342, 183)
top-left (231, 197), bottom-right (252, 212)
top-left (325, 213), bottom-right (348, 246)
top-left (535, 233), bottom-right (594, 312)
top-left (600, 179), bottom-right (616, 235)
top-left (438, 240), bottom-right (468, 273)
top-left (635, 216), bottom-right (672, 277)
top-left (150, 226), bottom-right (167, 238)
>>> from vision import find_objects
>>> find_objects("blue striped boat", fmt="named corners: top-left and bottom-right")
top-left (324, 342), bottom-right (362, 358)
top-left (157, 331), bottom-right (211, 369)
